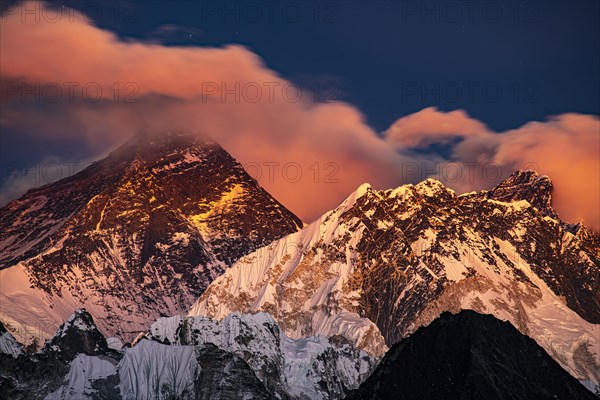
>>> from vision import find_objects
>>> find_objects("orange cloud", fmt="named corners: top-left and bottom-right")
top-left (1, 2), bottom-right (598, 229)
top-left (494, 114), bottom-right (600, 229)
top-left (386, 108), bottom-right (600, 229)
top-left (0, 1), bottom-right (411, 222)
top-left (385, 107), bottom-right (489, 148)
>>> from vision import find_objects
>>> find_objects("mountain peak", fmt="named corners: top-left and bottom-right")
top-left (0, 130), bottom-right (303, 345)
top-left (337, 182), bottom-right (373, 212)
top-left (42, 309), bottom-right (109, 361)
top-left (59, 309), bottom-right (97, 332)
top-left (485, 169), bottom-right (557, 218)
top-left (353, 182), bottom-right (373, 200)
top-left (502, 169), bottom-right (550, 185)
top-left (128, 129), bottom-right (212, 145)
top-left (349, 310), bottom-right (596, 400)
top-left (114, 130), bottom-right (217, 162)
top-left (415, 178), bottom-right (454, 197)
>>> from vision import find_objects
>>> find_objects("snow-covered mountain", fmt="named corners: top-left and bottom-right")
top-left (146, 312), bottom-right (376, 399)
top-left (0, 310), bottom-right (113, 399)
top-left (348, 310), bottom-right (597, 400)
top-left (0, 309), bottom-right (374, 400)
top-left (0, 132), bottom-right (302, 345)
top-left (0, 322), bottom-right (23, 359)
top-left (190, 170), bottom-right (600, 385)
top-left (2, 134), bottom-right (598, 397)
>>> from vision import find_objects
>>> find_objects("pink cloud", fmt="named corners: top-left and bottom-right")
top-left (1, 2), bottom-right (598, 229)
top-left (386, 108), bottom-right (600, 229)
top-left (0, 2), bottom-right (409, 222)
top-left (385, 107), bottom-right (490, 148)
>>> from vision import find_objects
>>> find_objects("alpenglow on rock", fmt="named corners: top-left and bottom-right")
top-left (190, 171), bottom-right (600, 385)
top-left (484, 169), bottom-right (558, 219)
top-left (0, 132), bottom-right (302, 345)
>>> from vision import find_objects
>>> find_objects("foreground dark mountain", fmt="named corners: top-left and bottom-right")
top-left (191, 170), bottom-right (600, 384)
top-left (348, 310), bottom-right (596, 400)
top-left (0, 132), bottom-right (302, 344)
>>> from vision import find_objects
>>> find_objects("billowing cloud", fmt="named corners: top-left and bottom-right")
top-left (386, 108), bottom-right (600, 229)
top-left (385, 107), bottom-right (489, 148)
top-left (0, 1), bottom-right (412, 221)
top-left (1, 2), bottom-right (598, 229)
top-left (492, 114), bottom-right (600, 229)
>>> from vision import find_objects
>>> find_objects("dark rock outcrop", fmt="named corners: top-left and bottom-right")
top-left (485, 169), bottom-right (557, 218)
top-left (195, 343), bottom-right (272, 400)
top-left (0, 310), bottom-right (110, 400)
top-left (41, 309), bottom-right (109, 362)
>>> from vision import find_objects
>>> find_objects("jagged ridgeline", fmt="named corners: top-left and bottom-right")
top-left (0, 309), bottom-right (376, 400)
top-left (191, 171), bottom-right (600, 386)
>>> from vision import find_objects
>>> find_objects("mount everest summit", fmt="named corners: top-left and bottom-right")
top-left (0, 133), bottom-right (301, 345)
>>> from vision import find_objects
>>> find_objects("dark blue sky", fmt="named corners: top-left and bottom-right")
top-left (1, 0), bottom-right (599, 194)
top-left (51, 0), bottom-right (600, 132)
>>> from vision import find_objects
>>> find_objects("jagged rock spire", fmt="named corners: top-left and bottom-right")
top-left (486, 170), bottom-right (558, 218)
top-left (42, 309), bottom-right (109, 361)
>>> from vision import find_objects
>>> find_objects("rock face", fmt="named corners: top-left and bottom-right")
top-left (348, 310), bottom-right (596, 400)
top-left (115, 339), bottom-right (271, 400)
top-left (42, 309), bottom-right (109, 361)
top-left (194, 344), bottom-right (272, 400)
top-left (0, 311), bottom-right (108, 400)
top-left (484, 169), bottom-right (557, 218)
top-left (190, 171), bottom-right (600, 385)
top-left (0, 132), bottom-right (302, 344)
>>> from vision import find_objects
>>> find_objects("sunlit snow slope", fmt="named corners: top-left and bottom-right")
top-left (191, 171), bottom-right (600, 384)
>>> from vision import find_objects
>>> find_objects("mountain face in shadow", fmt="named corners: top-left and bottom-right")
top-left (348, 310), bottom-right (596, 400)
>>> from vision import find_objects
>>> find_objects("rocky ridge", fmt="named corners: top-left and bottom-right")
top-left (190, 171), bottom-right (600, 385)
